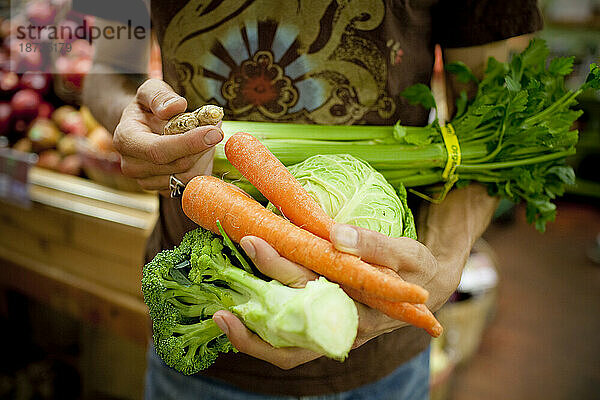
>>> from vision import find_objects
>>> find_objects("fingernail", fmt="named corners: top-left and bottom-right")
top-left (204, 129), bottom-right (223, 146)
top-left (331, 224), bottom-right (359, 253)
top-left (213, 315), bottom-right (229, 335)
top-left (162, 97), bottom-right (180, 109)
top-left (240, 238), bottom-right (256, 259)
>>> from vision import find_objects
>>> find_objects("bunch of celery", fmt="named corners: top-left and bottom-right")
top-left (214, 40), bottom-right (599, 231)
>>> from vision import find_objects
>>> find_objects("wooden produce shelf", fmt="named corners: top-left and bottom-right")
top-left (0, 167), bottom-right (158, 344)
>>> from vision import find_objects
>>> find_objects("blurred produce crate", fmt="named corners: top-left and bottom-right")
top-left (0, 166), bottom-right (157, 344)
top-left (0, 166), bottom-right (157, 295)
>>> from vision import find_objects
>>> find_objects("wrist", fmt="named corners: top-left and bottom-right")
top-left (416, 184), bottom-right (498, 310)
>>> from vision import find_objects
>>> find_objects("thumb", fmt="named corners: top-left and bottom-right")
top-left (330, 223), bottom-right (427, 273)
top-left (136, 78), bottom-right (187, 119)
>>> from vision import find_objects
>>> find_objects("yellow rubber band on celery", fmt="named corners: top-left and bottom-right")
top-left (440, 123), bottom-right (461, 180)
top-left (408, 123), bottom-right (461, 204)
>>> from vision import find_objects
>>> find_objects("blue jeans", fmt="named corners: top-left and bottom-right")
top-left (144, 344), bottom-right (430, 400)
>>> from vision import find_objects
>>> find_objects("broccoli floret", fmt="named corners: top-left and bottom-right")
top-left (142, 227), bottom-right (358, 375)
top-left (142, 230), bottom-right (238, 375)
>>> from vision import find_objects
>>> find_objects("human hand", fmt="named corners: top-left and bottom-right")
top-left (211, 185), bottom-right (497, 370)
top-left (113, 78), bottom-right (224, 196)
top-left (211, 226), bottom-right (441, 370)
top-left (329, 184), bottom-right (499, 317)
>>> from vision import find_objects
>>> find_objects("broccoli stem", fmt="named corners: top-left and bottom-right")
top-left (202, 256), bottom-right (291, 305)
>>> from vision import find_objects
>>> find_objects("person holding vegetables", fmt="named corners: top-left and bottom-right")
top-left (83, 1), bottom-right (543, 398)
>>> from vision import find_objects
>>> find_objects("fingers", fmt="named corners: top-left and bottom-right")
top-left (136, 150), bottom-right (214, 194)
top-left (212, 311), bottom-right (320, 370)
top-left (239, 236), bottom-right (318, 288)
top-left (120, 153), bottom-right (202, 179)
top-left (135, 78), bottom-right (187, 120)
top-left (330, 223), bottom-right (435, 273)
top-left (352, 302), bottom-right (406, 348)
top-left (114, 122), bottom-right (224, 165)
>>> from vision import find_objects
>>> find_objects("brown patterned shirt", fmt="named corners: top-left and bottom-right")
top-left (143, 0), bottom-right (542, 395)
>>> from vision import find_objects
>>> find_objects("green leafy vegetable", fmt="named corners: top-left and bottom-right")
top-left (548, 56), bottom-right (575, 76)
top-left (445, 61), bottom-right (479, 84)
top-left (142, 227), bottom-right (358, 375)
top-left (583, 63), bottom-right (600, 90)
top-left (400, 83), bottom-right (437, 111)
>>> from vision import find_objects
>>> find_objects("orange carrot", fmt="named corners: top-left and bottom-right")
top-left (343, 287), bottom-right (443, 337)
top-left (224, 132), bottom-right (442, 334)
top-left (345, 264), bottom-right (443, 337)
top-left (182, 175), bottom-right (428, 304)
top-left (225, 132), bottom-right (334, 240)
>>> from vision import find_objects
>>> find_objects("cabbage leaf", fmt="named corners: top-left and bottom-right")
top-left (286, 154), bottom-right (416, 239)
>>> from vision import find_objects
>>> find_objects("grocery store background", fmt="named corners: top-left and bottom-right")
top-left (0, 0), bottom-right (598, 399)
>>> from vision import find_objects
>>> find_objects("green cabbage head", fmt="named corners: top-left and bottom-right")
top-left (286, 154), bottom-right (416, 239)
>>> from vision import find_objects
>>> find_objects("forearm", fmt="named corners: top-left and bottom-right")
top-left (82, 65), bottom-right (146, 132)
top-left (417, 36), bottom-right (534, 311)
top-left (417, 184), bottom-right (498, 311)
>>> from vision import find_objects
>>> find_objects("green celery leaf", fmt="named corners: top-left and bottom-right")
top-left (526, 198), bottom-right (556, 233)
top-left (393, 122), bottom-right (407, 141)
top-left (505, 76), bottom-right (521, 92)
top-left (401, 84), bottom-right (437, 110)
top-left (548, 56), bottom-right (575, 76)
top-left (446, 61), bottom-right (479, 84)
top-left (509, 54), bottom-right (523, 83)
top-left (548, 165), bottom-right (576, 185)
top-left (516, 169), bottom-right (544, 195)
top-left (455, 90), bottom-right (468, 118)
top-left (582, 63), bottom-right (600, 90)
top-left (507, 90), bottom-right (528, 114)
top-left (481, 57), bottom-right (508, 89)
top-left (520, 39), bottom-right (549, 71)
top-left (393, 121), bottom-right (436, 145)
top-left (544, 109), bottom-right (583, 136)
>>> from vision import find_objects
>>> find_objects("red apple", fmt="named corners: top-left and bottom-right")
top-left (11, 88), bottom-right (42, 120)
top-left (0, 19), bottom-right (11, 39)
top-left (13, 119), bottom-right (29, 136)
top-left (0, 101), bottom-right (12, 135)
top-left (59, 110), bottom-right (86, 136)
top-left (37, 101), bottom-right (54, 119)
